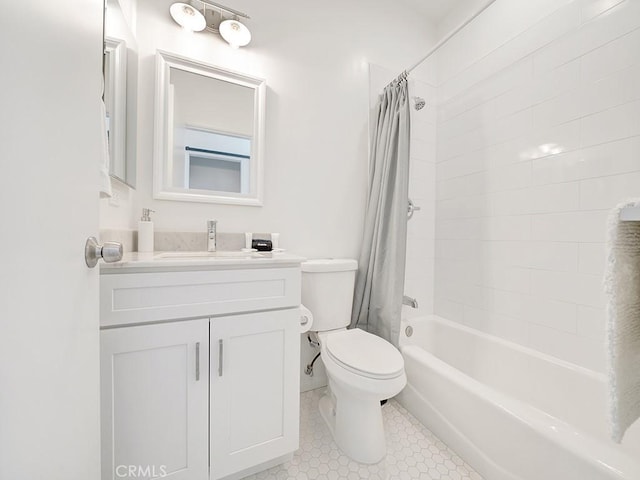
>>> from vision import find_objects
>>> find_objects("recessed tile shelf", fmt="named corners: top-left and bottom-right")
top-left (620, 206), bottom-right (640, 221)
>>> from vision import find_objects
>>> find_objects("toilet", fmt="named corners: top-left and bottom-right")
top-left (301, 259), bottom-right (407, 464)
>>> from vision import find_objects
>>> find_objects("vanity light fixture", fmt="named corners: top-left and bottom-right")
top-left (169, 3), bottom-right (207, 32)
top-left (219, 19), bottom-right (251, 48)
top-left (169, 0), bottom-right (252, 48)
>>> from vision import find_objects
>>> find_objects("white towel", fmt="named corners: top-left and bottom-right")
top-left (99, 89), bottom-right (112, 198)
top-left (604, 199), bottom-right (640, 442)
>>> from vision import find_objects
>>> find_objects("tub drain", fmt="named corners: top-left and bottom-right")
top-left (405, 325), bottom-right (413, 337)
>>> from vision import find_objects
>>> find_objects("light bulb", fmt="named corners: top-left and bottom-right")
top-left (169, 3), bottom-right (206, 32)
top-left (219, 19), bottom-right (251, 48)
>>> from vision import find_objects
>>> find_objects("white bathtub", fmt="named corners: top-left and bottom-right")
top-left (396, 315), bottom-right (640, 480)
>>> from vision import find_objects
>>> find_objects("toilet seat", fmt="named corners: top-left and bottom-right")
top-left (324, 328), bottom-right (404, 380)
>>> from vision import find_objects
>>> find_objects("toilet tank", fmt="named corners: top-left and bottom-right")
top-left (301, 259), bottom-right (358, 331)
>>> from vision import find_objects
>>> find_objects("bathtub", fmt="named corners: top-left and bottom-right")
top-left (396, 315), bottom-right (640, 480)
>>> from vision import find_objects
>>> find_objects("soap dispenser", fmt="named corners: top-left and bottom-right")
top-left (138, 208), bottom-right (155, 253)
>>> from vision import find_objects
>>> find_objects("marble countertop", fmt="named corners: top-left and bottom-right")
top-left (100, 250), bottom-right (306, 273)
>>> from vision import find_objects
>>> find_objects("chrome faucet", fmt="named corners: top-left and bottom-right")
top-left (403, 295), bottom-right (419, 309)
top-left (207, 220), bottom-right (217, 252)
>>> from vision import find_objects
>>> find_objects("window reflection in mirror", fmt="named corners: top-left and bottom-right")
top-left (170, 69), bottom-right (253, 194)
top-left (184, 131), bottom-right (251, 193)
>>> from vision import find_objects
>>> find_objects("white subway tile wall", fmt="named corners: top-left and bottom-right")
top-left (430, 0), bottom-right (640, 372)
top-left (406, 79), bottom-right (437, 317)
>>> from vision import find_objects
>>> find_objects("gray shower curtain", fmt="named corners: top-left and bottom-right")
top-left (351, 80), bottom-right (410, 346)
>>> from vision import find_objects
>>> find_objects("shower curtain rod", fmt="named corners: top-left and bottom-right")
top-left (390, 0), bottom-right (498, 86)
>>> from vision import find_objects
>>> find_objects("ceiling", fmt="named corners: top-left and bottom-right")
top-left (398, 0), bottom-right (467, 24)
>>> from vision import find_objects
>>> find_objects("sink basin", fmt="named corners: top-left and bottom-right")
top-left (155, 251), bottom-right (258, 259)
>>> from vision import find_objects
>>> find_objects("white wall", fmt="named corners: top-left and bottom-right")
top-left (436, 0), bottom-right (488, 40)
top-left (101, 0), bottom-right (436, 260)
top-left (430, 0), bottom-right (640, 372)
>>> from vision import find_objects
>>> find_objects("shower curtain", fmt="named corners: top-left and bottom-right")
top-left (351, 80), bottom-right (410, 346)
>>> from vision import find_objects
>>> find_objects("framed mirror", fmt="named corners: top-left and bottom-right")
top-left (103, 37), bottom-right (126, 179)
top-left (153, 51), bottom-right (265, 206)
top-left (103, 0), bottom-right (138, 187)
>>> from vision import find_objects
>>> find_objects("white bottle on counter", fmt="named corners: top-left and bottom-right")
top-left (138, 208), bottom-right (155, 253)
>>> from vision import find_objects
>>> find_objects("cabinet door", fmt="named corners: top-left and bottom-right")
top-left (101, 320), bottom-right (209, 480)
top-left (211, 309), bottom-right (300, 479)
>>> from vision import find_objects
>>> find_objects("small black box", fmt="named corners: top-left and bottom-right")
top-left (252, 239), bottom-right (273, 251)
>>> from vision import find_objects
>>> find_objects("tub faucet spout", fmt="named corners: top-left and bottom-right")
top-left (403, 295), bottom-right (418, 309)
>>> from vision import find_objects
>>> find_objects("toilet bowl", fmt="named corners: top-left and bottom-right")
top-left (301, 259), bottom-right (407, 464)
top-left (318, 328), bottom-right (406, 464)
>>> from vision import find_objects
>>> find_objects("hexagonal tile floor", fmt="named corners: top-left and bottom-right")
top-left (244, 388), bottom-right (482, 480)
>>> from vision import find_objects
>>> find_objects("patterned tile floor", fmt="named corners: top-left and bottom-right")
top-left (245, 388), bottom-right (482, 480)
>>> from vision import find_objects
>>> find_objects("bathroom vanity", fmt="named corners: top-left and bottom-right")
top-left (99, 252), bottom-right (304, 480)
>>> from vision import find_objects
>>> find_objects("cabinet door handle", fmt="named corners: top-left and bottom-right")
top-left (195, 342), bottom-right (200, 381)
top-left (218, 339), bottom-right (224, 377)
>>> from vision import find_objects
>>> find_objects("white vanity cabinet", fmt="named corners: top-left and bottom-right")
top-left (100, 319), bottom-right (210, 480)
top-left (99, 259), bottom-right (303, 480)
top-left (211, 309), bottom-right (300, 479)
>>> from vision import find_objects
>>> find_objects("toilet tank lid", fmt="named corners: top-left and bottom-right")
top-left (301, 259), bottom-right (358, 272)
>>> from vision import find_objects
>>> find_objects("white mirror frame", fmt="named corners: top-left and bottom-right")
top-left (153, 51), bottom-right (266, 206)
top-left (104, 37), bottom-right (127, 183)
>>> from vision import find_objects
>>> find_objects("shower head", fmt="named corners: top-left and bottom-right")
top-left (413, 97), bottom-right (426, 111)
